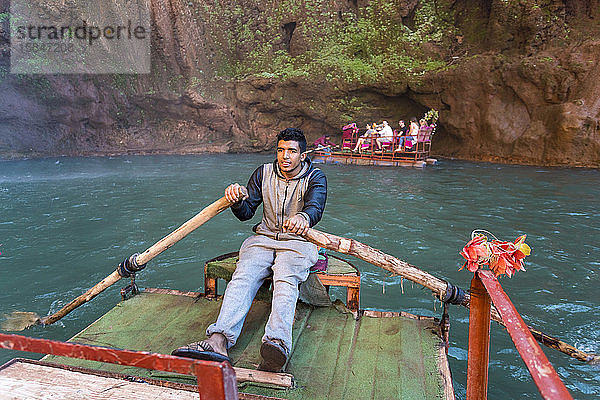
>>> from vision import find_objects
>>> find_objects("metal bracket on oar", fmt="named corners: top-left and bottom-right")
top-left (118, 254), bottom-right (143, 301)
top-left (117, 253), bottom-right (146, 278)
top-left (442, 282), bottom-right (467, 305)
top-left (120, 275), bottom-right (140, 301)
top-left (1, 196), bottom-right (232, 332)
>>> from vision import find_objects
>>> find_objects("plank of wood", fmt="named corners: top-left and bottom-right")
top-left (437, 343), bottom-right (456, 400)
top-left (315, 273), bottom-right (360, 287)
top-left (143, 288), bottom-right (203, 297)
top-left (414, 319), bottom-right (445, 400)
top-left (0, 361), bottom-right (198, 400)
top-left (233, 367), bottom-right (294, 388)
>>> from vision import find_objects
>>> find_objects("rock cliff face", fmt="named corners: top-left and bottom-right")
top-left (417, 41), bottom-right (600, 166)
top-left (0, 0), bottom-right (598, 167)
top-left (417, 1), bottom-right (600, 167)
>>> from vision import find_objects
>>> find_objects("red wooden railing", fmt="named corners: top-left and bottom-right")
top-left (0, 333), bottom-right (238, 400)
top-left (467, 270), bottom-right (573, 400)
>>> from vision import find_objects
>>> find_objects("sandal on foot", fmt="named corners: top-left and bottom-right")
top-left (171, 341), bottom-right (230, 364)
top-left (258, 339), bottom-right (287, 372)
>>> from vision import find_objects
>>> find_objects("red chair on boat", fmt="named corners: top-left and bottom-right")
top-left (415, 126), bottom-right (433, 155)
top-left (379, 138), bottom-right (393, 152)
top-left (341, 123), bottom-right (358, 150)
top-left (355, 136), bottom-right (376, 154)
top-left (393, 136), bottom-right (414, 152)
top-left (361, 140), bottom-right (373, 153)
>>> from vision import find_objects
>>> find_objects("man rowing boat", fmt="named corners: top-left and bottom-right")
top-left (312, 135), bottom-right (338, 149)
top-left (172, 128), bottom-right (327, 372)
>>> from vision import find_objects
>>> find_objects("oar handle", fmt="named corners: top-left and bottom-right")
top-left (39, 196), bottom-right (232, 326)
top-left (303, 228), bottom-right (450, 300)
top-left (136, 196), bottom-right (232, 265)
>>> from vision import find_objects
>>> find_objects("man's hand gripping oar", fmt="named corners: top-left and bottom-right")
top-left (2, 197), bottom-right (233, 331)
top-left (302, 228), bottom-right (599, 364)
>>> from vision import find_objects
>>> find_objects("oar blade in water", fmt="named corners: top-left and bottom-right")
top-left (1, 312), bottom-right (41, 331)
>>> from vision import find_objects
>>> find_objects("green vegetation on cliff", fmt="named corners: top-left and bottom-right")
top-left (195, 0), bottom-right (455, 84)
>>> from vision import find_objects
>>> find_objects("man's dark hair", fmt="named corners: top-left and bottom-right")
top-left (277, 128), bottom-right (307, 152)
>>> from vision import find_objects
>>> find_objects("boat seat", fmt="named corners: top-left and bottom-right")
top-left (204, 251), bottom-right (360, 311)
top-left (342, 136), bottom-right (355, 150)
top-left (378, 140), bottom-right (393, 152)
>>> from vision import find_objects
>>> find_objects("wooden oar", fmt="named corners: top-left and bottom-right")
top-left (303, 228), bottom-right (599, 364)
top-left (2, 196), bottom-right (232, 331)
top-left (303, 145), bottom-right (332, 155)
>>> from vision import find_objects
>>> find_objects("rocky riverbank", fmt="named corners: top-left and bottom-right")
top-left (0, 0), bottom-right (598, 167)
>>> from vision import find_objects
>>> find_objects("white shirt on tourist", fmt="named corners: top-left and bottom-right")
top-left (380, 125), bottom-right (393, 139)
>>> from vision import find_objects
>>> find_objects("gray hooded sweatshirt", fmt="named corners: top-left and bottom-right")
top-left (230, 158), bottom-right (327, 241)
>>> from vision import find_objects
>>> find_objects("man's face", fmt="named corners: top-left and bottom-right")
top-left (277, 140), bottom-right (305, 177)
top-left (399, 121), bottom-right (405, 127)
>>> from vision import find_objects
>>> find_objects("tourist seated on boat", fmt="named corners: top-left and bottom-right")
top-left (352, 124), bottom-right (376, 153)
top-left (172, 128), bottom-right (327, 373)
top-left (395, 117), bottom-right (419, 151)
top-left (393, 120), bottom-right (409, 148)
top-left (397, 120), bottom-right (409, 136)
top-left (312, 135), bottom-right (338, 150)
top-left (376, 120), bottom-right (394, 150)
top-left (409, 118), bottom-right (419, 135)
top-left (341, 122), bottom-right (359, 150)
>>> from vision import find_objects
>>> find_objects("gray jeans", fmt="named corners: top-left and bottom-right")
top-left (206, 234), bottom-right (318, 353)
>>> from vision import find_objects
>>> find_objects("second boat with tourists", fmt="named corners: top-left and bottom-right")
top-left (312, 121), bottom-right (438, 168)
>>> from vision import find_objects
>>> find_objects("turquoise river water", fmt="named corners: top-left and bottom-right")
top-left (0, 154), bottom-right (598, 399)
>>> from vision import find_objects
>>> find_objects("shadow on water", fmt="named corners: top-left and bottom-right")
top-left (0, 155), bottom-right (598, 398)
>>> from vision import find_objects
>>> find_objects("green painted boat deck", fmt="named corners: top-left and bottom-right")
top-left (44, 290), bottom-right (451, 399)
